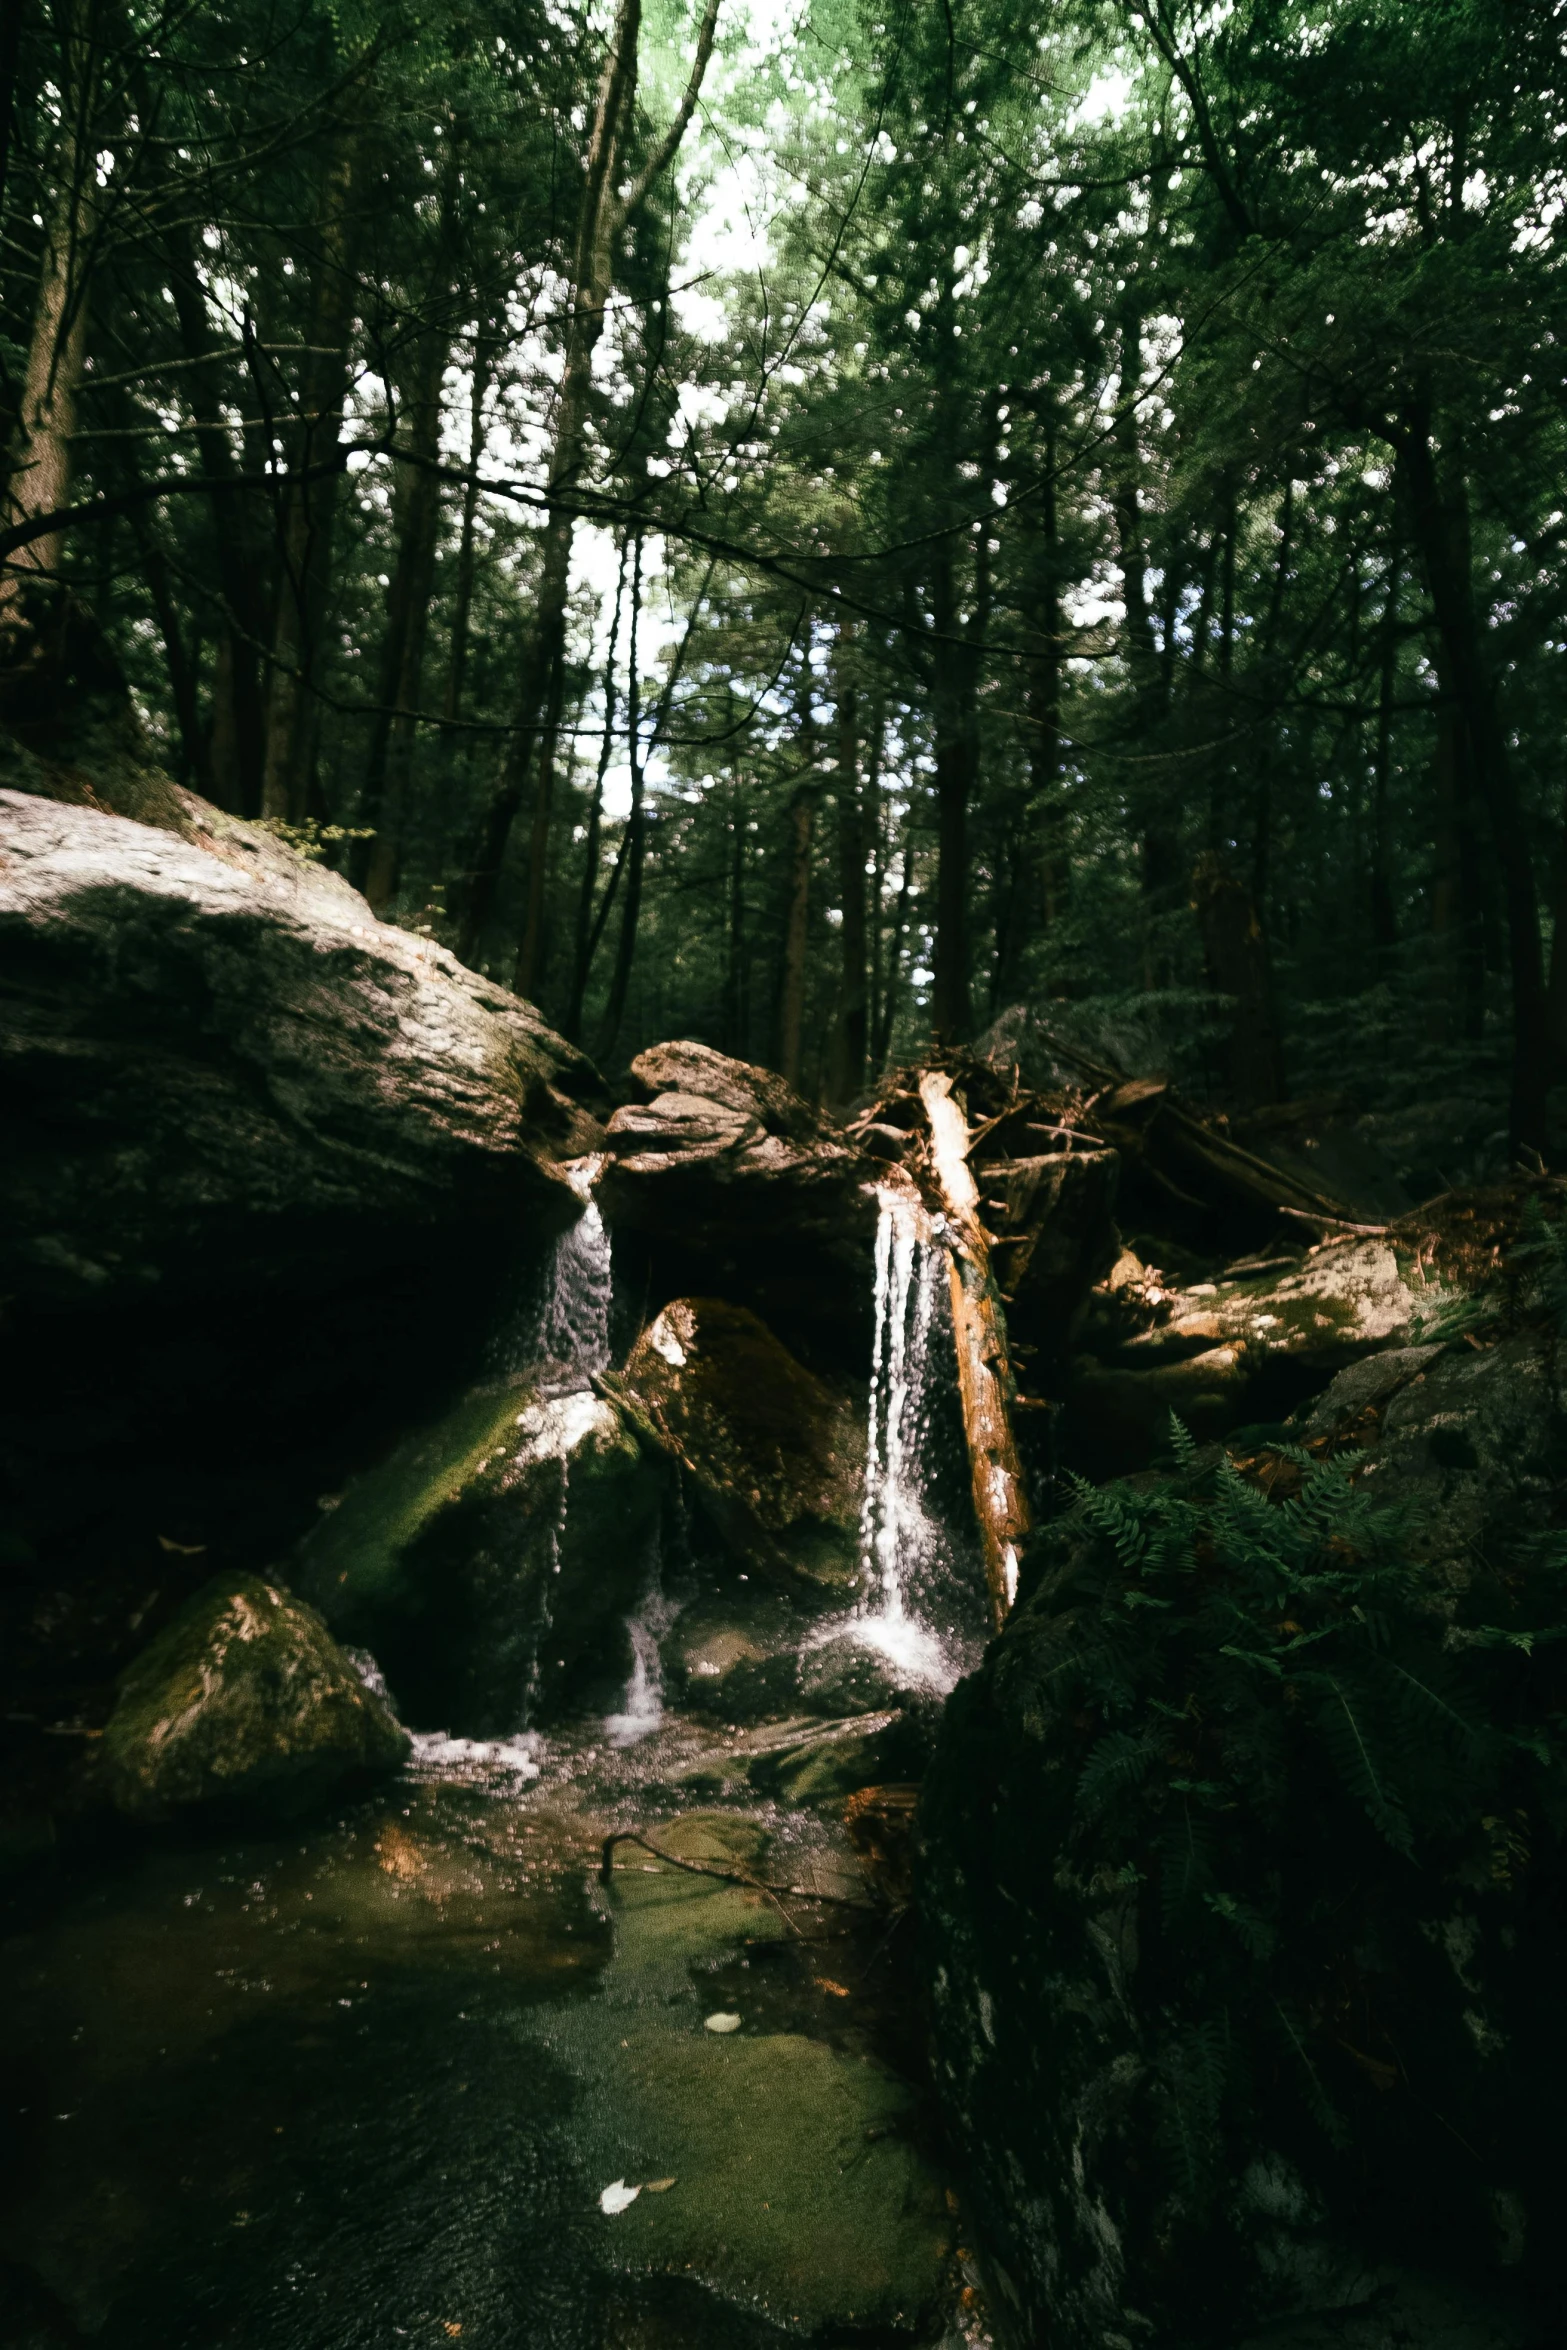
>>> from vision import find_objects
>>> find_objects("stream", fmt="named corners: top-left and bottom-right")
top-left (1, 1200), bottom-right (990, 2350)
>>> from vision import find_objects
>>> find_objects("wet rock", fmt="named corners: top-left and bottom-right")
top-left (607, 1299), bottom-right (864, 1593)
top-left (665, 1602), bottom-right (800, 1722)
top-left (0, 784), bottom-right (607, 1732)
top-left (0, 788), bottom-right (602, 1310)
top-left (745, 1713), bottom-right (921, 1806)
top-left (600, 1042), bottom-right (878, 1354)
top-left (103, 1576), bottom-right (408, 1823)
top-left (844, 1782), bottom-right (921, 1908)
top-left (297, 1381), bottom-right (663, 1734)
top-left (796, 1629), bottom-right (918, 1717)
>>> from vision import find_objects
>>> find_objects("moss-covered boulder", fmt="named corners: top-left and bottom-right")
top-left (919, 1327), bottom-right (1567, 2347)
top-left (103, 1577), bottom-right (408, 1823)
top-left (296, 1380), bottom-right (663, 1734)
top-left (606, 1298), bottom-right (863, 1593)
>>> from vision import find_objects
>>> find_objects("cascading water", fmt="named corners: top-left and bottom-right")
top-left (502, 1173), bottom-right (678, 1743)
top-left (490, 1176), bottom-right (613, 1388)
top-left (603, 1527), bottom-right (677, 1747)
top-left (532, 1197), bottom-right (613, 1389)
top-left (849, 1188), bottom-right (966, 1692)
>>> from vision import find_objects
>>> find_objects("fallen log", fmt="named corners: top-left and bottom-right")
top-left (919, 1069), bottom-right (1032, 1630)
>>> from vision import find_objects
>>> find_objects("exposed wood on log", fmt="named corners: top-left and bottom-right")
top-left (919, 1070), bottom-right (1032, 1630)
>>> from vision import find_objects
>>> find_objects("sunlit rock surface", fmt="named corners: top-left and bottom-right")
top-left (103, 1576), bottom-right (407, 1822)
top-left (1065, 1233), bottom-right (1447, 1469)
top-left (608, 1296), bottom-right (864, 1592)
top-left (297, 1380), bottom-right (663, 1734)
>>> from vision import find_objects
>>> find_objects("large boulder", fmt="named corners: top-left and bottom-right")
top-left (103, 1576), bottom-right (408, 1823)
top-left (0, 782), bottom-right (604, 1734)
top-left (600, 1042), bottom-right (879, 1357)
top-left (918, 1319), bottom-right (1567, 2349)
top-left (296, 1380), bottom-right (664, 1734)
top-left (606, 1297), bottom-right (864, 1594)
top-left (0, 786), bottom-right (602, 1305)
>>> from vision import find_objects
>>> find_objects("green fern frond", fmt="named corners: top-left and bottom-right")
top-left (1271, 2000), bottom-right (1350, 2148)
top-left (1078, 1727), bottom-right (1163, 1814)
top-left (1313, 1673), bottom-right (1414, 1854)
top-left (1159, 1802), bottom-right (1218, 1925)
top-left (1206, 1889), bottom-right (1277, 1959)
top-left (1168, 1412), bottom-right (1200, 1473)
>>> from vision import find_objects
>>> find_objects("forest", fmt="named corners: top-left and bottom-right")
top-left (5, 0), bottom-right (1564, 1133)
top-left (5, 5), bottom-right (1567, 2349)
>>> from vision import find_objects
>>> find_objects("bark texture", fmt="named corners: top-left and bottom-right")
top-left (919, 1069), bottom-right (1031, 1628)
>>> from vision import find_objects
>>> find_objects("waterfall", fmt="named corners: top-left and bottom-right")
top-left (853, 1189), bottom-right (959, 1688)
top-left (604, 1530), bottom-right (677, 1747)
top-left (490, 1185), bottom-right (612, 1388)
top-left (533, 1199), bottom-right (612, 1389)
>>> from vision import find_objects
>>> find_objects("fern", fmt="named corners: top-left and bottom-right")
top-left (1312, 1672), bottom-right (1414, 1855)
top-left (1019, 1419), bottom-right (1567, 2209)
top-left (1078, 1727), bottom-right (1163, 1814)
top-left (1167, 1411), bottom-right (1200, 1474)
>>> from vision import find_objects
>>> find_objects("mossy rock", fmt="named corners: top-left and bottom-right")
top-left (103, 1577), bottom-right (408, 1823)
top-left (296, 1381), bottom-right (664, 1735)
top-left (607, 1298), bottom-right (864, 1592)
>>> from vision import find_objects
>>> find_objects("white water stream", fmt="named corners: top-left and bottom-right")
top-left (533, 1197), bottom-right (613, 1388)
top-left (847, 1189), bottom-right (964, 1693)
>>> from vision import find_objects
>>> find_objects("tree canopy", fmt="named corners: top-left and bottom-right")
top-left (3, 0), bottom-right (1565, 1145)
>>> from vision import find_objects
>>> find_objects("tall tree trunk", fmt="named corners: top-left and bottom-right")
top-left (864, 693), bottom-right (886, 1055)
top-left (1369, 559), bottom-right (1399, 974)
top-left (875, 821), bottom-right (916, 1074)
top-left (777, 638), bottom-right (819, 1084)
top-left (929, 545), bottom-right (980, 1044)
top-left (1115, 294), bottom-right (1176, 965)
top-left (1027, 403), bottom-right (1067, 935)
top-left (443, 323), bottom-right (498, 725)
top-left (260, 133), bottom-right (360, 824)
top-left (596, 546), bottom-right (647, 1059)
top-left (357, 324), bottom-right (453, 906)
top-left (828, 644), bottom-right (867, 1102)
top-left (460, 0), bottom-right (721, 969)
top-left (134, 517), bottom-right (209, 788)
top-left (777, 785), bottom-right (816, 1087)
top-left (1429, 697), bottom-right (1485, 1046)
top-left (1191, 852), bottom-right (1285, 1106)
top-left (723, 779), bottom-right (750, 1058)
top-left (1401, 404), bottom-right (1547, 1146)
top-left (566, 531), bottom-right (628, 1040)
top-left (162, 228), bottom-right (269, 813)
top-left (2, 0), bottom-right (96, 605)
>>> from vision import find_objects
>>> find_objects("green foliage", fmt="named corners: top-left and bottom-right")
top-left (1019, 1421), bottom-right (1567, 2210)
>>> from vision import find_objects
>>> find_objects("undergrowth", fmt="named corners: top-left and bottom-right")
top-left (1015, 1415), bottom-right (1567, 2221)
